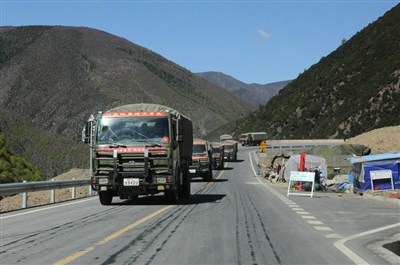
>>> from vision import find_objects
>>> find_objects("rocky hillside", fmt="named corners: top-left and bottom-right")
top-left (0, 26), bottom-right (254, 178)
top-left (196, 71), bottom-right (291, 106)
top-left (208, 4), bottom-right (400, 140)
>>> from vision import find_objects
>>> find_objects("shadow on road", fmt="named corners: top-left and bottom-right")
top-left (112, 193), bottom-right (226, 206)
top-left (228, 159), bottom-right (244, 163)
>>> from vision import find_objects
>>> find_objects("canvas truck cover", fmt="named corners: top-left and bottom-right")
top-left (250, 132), bottom-right (267, 141)
top-left (103, 103), bottom-right (193, 158)
top-left (220, 134), bottom-right (233, 141)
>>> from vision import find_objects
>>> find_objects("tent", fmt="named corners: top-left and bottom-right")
top-left (348, 153), bottom-right (400, 191)
top-left (283, 154), bottom-right (327, 182)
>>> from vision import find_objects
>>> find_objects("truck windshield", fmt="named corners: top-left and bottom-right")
top-left (96, 116), bottom-right (170, 145)
top-left (224, 145), bottom-right (234, 151)
top-left (193, 144), bottom-right (206, 155)
top-left (212, 147), bottom-right (220, 154)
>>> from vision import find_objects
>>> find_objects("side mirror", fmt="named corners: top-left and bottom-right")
top-left (82, 123), bottom-right (90, 144)
top-left (82, 115), bottom-right (94, 144)
top-left (176, 116), bottom-right (183, 142)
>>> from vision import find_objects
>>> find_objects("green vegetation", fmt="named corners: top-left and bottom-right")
top-left (0, 133), bottom-right (43, 183)
top-left (0, 26), bottom-right (52, 64)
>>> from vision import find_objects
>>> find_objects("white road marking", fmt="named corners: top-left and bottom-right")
top-left (326, 234), bottom-right (343, 239)
top-left (301, 215), bottom-right (317, 219)
top-left (333, 223), bottom-right (400, 265)
top-left (296, 211), bottom-right (309, 215)
top-left (314, 226), bottom-right (333, 231)
top-left (307, 220), bottom-right (323, 225)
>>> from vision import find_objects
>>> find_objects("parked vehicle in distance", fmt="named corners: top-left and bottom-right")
top-left (82, 103), bottom-right (193, 205)
top-left (222, 140), bottom-right (238, 161)
top-left (210, 142), bottom-right (224, 170)
top-left (189, 139), bottom-right (213, 181)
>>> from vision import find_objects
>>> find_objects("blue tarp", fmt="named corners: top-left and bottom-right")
top-left (348, 153), bottom-right (400, 191)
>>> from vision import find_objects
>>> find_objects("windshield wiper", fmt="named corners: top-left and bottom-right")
top-left (109, 144), bottom-right (127, 148)
top-left (145, 143), bottom-right (162, 147)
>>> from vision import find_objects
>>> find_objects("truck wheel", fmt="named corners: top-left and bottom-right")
top-left (165, 189), bottom-right (178, 204)
top-left (166, 166), bottom-right (180, 203)
top-left (180, 170), bottom-right (191, 200)
top-left (99, 191), bottom-right (113, 205)
top-left (206, 165), bottom-right (213, 182)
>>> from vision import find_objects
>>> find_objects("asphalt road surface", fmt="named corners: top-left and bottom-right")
top-left (1, 146), bottom-right (399, 265)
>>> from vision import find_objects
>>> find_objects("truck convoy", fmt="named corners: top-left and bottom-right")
top-left (241, 132), bottom-right (267, 146)
top-left (82, 103), bottom-right (193, 205)
top-left (210, 142), bottom-right (224, 170)
top-left (189, 139), bottom-right (213, 181)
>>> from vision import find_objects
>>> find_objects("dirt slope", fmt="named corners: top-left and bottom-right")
top-left (346, 125), bottom-right (400, 154)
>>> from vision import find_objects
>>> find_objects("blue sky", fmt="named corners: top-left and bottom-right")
top-left (1, 0), bottom-right (399, 84)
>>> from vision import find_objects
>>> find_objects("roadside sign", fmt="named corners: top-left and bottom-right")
top-left (260, 141), bottom-right (267, 153)
top-left (287, 171), bottom-right (315, 198)
top-left (370, 170), bottom-right (394, 192)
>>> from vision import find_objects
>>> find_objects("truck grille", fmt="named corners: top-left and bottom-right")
top-left (95, 151), bottom-right (170, 178)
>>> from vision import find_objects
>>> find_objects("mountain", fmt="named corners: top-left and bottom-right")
top-left (0, 26), bottom-right (255, 178)
top-left (196, 71), bottom-right (291, 106)
top-left (206, 4), bottom-right (400, 141)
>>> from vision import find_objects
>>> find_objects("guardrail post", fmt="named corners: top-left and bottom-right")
top-left (22, 181), bottom-right (27, 208)
top-left (50, 179), bottom-right (55, 203)
top-left (71, 178), bottom-right (76, 199)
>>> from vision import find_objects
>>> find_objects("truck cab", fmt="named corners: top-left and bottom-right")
top-left (239, 133), bottom-right (249, 146)
top-left (189, 139), bottom-right (213, 181)
top-left (222, 140), bottom-right (238, 162)
top-left (210, 142), bottom-right (224, 170)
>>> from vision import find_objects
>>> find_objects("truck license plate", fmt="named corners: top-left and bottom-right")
top-left (189, 169), bottom-right (196, 173)
top-left (123, 178), bottom-right (139, 186)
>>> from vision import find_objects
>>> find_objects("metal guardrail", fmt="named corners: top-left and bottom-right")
top-left (0, 179), bottom-right (91, 196)
top-left (0, 179), bottom-right (92, 210)
top-left (266, 139), bottom-right (345, 150)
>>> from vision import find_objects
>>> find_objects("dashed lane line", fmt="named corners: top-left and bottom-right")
top-left (314, 226), bottom-right (333, 231)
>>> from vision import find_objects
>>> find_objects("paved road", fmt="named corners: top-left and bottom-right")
top-left (1, 147), bottom-right (399, 265)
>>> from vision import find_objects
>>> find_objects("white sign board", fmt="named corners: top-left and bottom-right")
top-left (370, 170), bottom-right (394, 192)
top-left (287, 171), bottom-right (315, 198)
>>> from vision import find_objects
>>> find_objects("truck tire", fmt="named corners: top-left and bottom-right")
top-left (99, 191), bottom-right (113, 205)
top-left (206, 164), bottom-right (213, 182)
top-left (180, 170), bottom-right (191, 200)
top-left (165, 189), bottom-right (178, 204)
top-left (166, 166), bottom-right (180, 203)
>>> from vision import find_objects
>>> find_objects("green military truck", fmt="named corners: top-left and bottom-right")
top-left (82, 103), bottom-right (193, 205)
top-left (189, 139), bottom-right (213, 181)
top-left (245, 132), bottom-right (267, 146)
top-left (222, 140), bottom-right (238, 162)
top-left (210, 142), bottom-right (224, 170)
